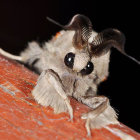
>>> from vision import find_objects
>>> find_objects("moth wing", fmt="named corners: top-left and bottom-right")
top-left (20, 42), bottom-right (43, 65)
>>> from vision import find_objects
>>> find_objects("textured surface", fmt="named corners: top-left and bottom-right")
top-left (0, 54), bottom-right (140, 140)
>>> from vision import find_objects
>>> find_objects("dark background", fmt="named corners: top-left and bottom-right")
top-left (0, 0), bottom-right (140, 132)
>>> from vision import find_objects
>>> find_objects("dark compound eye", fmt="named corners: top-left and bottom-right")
top-left (80, 61), bottom-right (94, 75)
top-left (64, 52), bottom-right (75, 69)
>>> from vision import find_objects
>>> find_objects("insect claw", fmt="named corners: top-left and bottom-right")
top-left (85, 118), bottom-right (91, 137)
top-left (64, 98), bottom-right (73, 121)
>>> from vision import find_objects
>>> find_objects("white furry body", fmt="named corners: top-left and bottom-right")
top-left (20, 30), bottom-right (119, 129)
top-left (21, 30), bottom-right (110, 100)
top-left (0, 30), bottom-right (119, 136)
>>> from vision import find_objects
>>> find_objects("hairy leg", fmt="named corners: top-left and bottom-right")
top-left (81, 96), bottom-right (118, 136)
top-left (32, 69), bottom-right (73, 120)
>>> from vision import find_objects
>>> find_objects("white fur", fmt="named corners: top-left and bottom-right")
top-left (0, 30), bottom-right (117, 135)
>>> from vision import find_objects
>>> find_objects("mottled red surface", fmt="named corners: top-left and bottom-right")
top-left (0, 54), bottom-right (140, 140)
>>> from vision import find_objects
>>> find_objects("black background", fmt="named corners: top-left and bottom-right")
top-left (0, 0), bottom-right (140, 132)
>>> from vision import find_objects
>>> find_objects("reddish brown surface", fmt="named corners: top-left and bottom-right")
top-left (0, 54), bottom-right (140, 140)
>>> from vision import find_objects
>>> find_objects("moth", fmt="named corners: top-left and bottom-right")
top-left (0, 14), bottom-right (139, 136)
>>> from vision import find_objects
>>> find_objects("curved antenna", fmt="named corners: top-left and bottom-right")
top-left (47, 14), bottom-right (93, 50)
top-left (89, 28), bottom-right (140, 65)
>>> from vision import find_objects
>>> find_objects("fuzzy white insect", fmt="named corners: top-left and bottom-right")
top-left (0, 14), bottom-right (139, 136)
